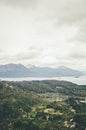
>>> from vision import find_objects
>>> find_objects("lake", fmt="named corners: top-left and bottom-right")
top-left (0, 76), bottom-right (86, 85)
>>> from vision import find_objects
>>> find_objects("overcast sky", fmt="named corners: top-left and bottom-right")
top-left (0, 0), bottom-right (86, 70)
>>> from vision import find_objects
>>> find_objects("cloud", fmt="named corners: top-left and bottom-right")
top-left (56, 0), bottom-right (86, 24)
top-left (14, 48), bottom-right (43, 61)
top-left (1, 0), bottom-right (86, 23)
top-left (0, 0), bottom-right (37, 9)
top-left (0, 49), bottom-right (4, 53)
top-left (0, 0), bottom-right (86, 70)
top-left (70, 50), bottom-right (86, 59)
top-left (72, 21), bottom-right (86, 43)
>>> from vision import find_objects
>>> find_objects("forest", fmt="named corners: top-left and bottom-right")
top-left (0, 80), bottom-right (86, 130)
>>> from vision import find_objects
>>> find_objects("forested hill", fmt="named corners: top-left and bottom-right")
top-left (0, 80), bottom-right (86, 130)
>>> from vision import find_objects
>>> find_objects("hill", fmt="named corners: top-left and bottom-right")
top-left (0, 80), bottom-right (86, 130)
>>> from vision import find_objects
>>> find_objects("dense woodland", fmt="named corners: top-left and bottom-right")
top-left (0, 80), bottom-right (86, 130)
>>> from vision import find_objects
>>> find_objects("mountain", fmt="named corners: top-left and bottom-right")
top-left (0, 63), bottom-right (31, 77)
top-left (0, 63), bottom-right (84, 77)
top-left (54, 66), bottom-right (84, 77)
top-left (27, 65), bottom-right (84, 77)
top-left (82, 71), bottom-right (86, 75)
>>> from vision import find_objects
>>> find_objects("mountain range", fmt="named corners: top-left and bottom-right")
top-left (0, 63), bottom-right (84, 78)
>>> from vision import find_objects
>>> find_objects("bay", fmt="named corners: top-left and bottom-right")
top-left (0, 76), bottom-right (86, 85)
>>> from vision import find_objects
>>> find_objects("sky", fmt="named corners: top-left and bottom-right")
top-left (0, 0), bottom-right (86, 70)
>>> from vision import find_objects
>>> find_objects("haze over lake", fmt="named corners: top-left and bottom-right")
top-left (1, 76), bottom-right (86, 85)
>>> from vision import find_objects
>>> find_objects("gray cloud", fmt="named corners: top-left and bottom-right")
top-left (0, 0), bottom-right (37, 9)
top-left (1, 0), bottom-right (86, 23)
top-left (0, 54), bottom-right (13, 64)
top-left (0, 49), bottom-right (4, 53)
top-left (69, 50), bottom-right (86, 59)
top-left (57, 0), bottom-right (86, 24)
top-left (73, 21), bottom-right (86, 43)
top-left (14, 49), bottom-right (42, 62)
top-left (0, 0), bottom-right (86, 70)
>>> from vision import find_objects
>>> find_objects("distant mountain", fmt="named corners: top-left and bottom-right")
top-left (27, 65), bottom-right (84, 77)
top-left (82, 71), bottom-right (86, 75)
top-left (0, 63), bottom-right (84, 78)
top-left (0, 63), bottom-right (31, 77)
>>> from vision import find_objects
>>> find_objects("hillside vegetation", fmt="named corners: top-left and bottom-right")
top-left (0, 80), bottom-right (86, 130)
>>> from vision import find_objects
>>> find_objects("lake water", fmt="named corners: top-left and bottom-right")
top-left (0, 76), bottom-right (86, 85)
